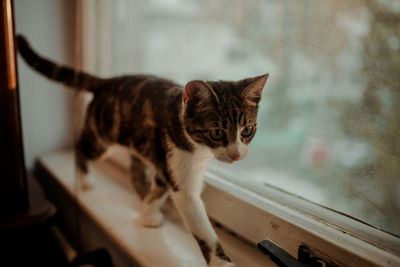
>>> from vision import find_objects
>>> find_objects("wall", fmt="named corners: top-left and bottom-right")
top-left (14, 0), bottom-right (76, 169)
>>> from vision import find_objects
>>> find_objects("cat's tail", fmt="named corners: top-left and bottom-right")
top-left (17, 34), bottom-right (104, 91)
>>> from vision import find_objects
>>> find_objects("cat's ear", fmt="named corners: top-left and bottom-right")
top-left (240, 73), bottom-right (269, 105)
top-left (183, 80), bottom-right (215, 104)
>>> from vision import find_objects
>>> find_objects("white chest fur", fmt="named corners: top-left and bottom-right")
top-left (168, 144), bottom-right (213, 196)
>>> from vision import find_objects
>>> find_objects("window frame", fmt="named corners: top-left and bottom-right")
top-left (203, 168), bottom-right (400, 266)
top-left (78, 1), bottom-right (400, 265)
top-left (207, 165), bottom-right (400, 254)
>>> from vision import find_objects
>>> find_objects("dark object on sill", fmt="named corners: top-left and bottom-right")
top-left (0, 3), bottom-right (71, 266)
top-left (257, 239), bottom-right (337, 267)
top-left (0, 0), bottom-right (29, 217)
top-left (297, 245), bottom-right (339, 267)
top-left (70, 248), bottom-right (114, 267)
top-left (0, 0), bottom-right (55, 234)
top-left (257, 239), bottom-right (307, 267)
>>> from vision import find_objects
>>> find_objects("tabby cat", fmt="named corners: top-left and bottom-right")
top-left (18, 35), bottom-right (268, 267)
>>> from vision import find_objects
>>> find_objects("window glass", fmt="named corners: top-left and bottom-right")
top-left (110, 0), bottom-right (400, 236)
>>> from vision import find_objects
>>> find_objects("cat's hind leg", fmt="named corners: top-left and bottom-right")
top-left (75, 127), bottom-right (109, 190)
top-left (136, 176), bottom-right (169, 228)
top-left (130, 155), bottom-right (152, 200)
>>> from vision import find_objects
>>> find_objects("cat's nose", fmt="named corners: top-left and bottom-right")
top-left (228, 153), bottom-right (241, 161)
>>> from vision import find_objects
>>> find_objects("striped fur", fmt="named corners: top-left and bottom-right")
top-left (18, 34), bottom-right (268, 267)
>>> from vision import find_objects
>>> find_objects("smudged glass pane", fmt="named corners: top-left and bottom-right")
top-left (109, 0), bottom-right (400, 237)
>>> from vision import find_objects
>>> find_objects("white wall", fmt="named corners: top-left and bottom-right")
top-left (15, 0), bottom-right (76, 169)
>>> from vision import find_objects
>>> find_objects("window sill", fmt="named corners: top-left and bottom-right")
top-left (35, 149), bottom-right (272, 267)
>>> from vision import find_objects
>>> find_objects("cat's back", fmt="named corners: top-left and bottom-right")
top-left (94, 74), bottom-right (182, 99)
top-left (86, 74), bottom-right (185, 150)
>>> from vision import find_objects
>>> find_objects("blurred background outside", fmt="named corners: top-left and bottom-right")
top-left (108, 0), bottom-right (400, 236)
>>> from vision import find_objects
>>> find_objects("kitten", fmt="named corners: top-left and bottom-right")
top-left (18, 35), bottom-right (268, 267)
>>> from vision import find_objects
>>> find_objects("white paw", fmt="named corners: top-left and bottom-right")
top-left (136, 210), bottom-right (164, 228)
top-left (209, 257), bottom-right (235, 267)
top-left (80, 177), bottom-right (94, 191)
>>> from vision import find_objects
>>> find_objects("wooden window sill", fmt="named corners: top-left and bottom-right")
top-left (35, 149), bottom-right (272, 267)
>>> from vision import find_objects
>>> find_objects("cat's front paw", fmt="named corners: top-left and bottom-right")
top-left (136, 210), bottom-right (164, 228)
top-left (208, 258), bottom-right (236, 267)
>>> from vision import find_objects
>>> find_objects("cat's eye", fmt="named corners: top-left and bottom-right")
top-left (241, 125), bottom-right (254, 137)
top-left (210, 129), bottom-right (225, 141)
